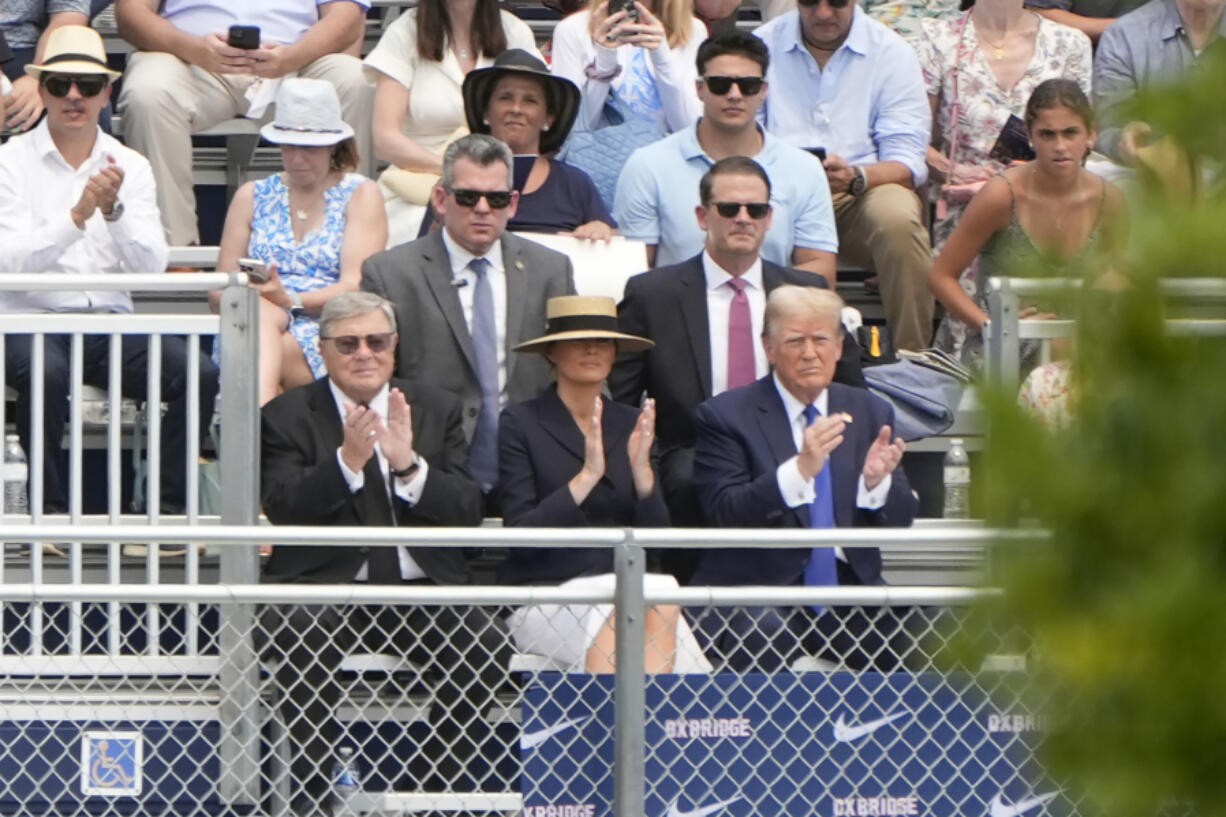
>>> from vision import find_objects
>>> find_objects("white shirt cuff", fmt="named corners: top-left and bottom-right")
top-left (337, 448), bottom-right (364, 493)
top-left (857, 473), bottom-right (891, 509)
top-left (777, 456), bottom-right (817, 508)
top-left (392, 456), bottom-right (429, 506)
top-left (593, 44), bottom-right (620, 73)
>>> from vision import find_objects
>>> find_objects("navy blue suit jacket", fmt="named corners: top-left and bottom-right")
top-left (690, 376), bottom-right (917, 588)
top-left (497, 386), bottom-right (670, 585)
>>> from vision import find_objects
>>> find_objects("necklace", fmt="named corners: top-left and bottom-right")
top-left (977, 27), bottom-right (1008, 60)
top-left (295, 209), bottom-right (309, 221)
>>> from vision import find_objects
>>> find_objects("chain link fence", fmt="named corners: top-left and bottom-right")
top-left (0, 526), bottom-right (1075, 817)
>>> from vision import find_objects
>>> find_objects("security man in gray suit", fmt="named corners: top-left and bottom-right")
top-left (361, 134), bottom-right (576, 510)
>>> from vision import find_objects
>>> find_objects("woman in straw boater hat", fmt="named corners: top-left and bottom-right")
top-left (496, 296), bottom-right (712, 673)
top-left (213, 78), bottom-right (387, 405)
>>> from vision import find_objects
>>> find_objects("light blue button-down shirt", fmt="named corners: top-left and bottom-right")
top-left (1093, 0), bottom-right (1226, 160)
top-left (613, 123), bottom-right (839, 268)
top-left (755, 8), bottom-right (932, 187)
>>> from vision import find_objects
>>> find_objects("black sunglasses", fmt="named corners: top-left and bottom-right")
top-left (41, 74), bottom-right (109, 98)
top-left (798, 0), bottom-right (853, 8)
top-left (449, 188), bottom-right (513, 209)
top-left (702, 76), bottom-right (765, 96)
top-left (713, 201), bottom-right (771, 219)
top-left (322, 333), bottom-right (396, 355)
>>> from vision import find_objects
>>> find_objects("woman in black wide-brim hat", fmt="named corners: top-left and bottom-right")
top-left (495, 296), bottom-right (712, 674)
top-left (462, 49), bottom-right (617, 241)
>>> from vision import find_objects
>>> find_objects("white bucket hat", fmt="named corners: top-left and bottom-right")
top-left (260, 78), bottom-right (355, 147)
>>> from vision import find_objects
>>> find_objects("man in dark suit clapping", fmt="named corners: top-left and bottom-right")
top-left (260, 292), bottom-right (509, 813)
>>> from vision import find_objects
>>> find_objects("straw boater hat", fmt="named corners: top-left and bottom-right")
top-left (260, 78), bottom-right (355, 147)
top-left (514, 296), bottom-right (654, 354)
top-left (462, 49), bottom-right (581, 156)
top-left (24, 25), bottom-right (121, 80)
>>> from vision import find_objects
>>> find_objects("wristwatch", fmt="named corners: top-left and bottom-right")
top-left (391, 455), bottom-right (420, 480)
top-left (288, 290), bottom-right (306, 318)
top-left (102, 201), bottom-right (124, 222)
top-left (849, 167), bottom-right (868, 197)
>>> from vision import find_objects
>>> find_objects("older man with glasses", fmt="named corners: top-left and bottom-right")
top-left (0, 25), bottom-right (219, 515)
top-left (614, 29), bottom-right (839, 285)
top-left (755, 0), bottom-right (935, 353)
top-left (259, 290), bottom-right (512, 808)
top-left (361, 133), bottom-right (575, 513)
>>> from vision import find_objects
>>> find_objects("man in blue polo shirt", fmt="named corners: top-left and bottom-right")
top-left (756, 0), bottom-right (934, 352)
top-left (614, 30), bottom-right (838, 286)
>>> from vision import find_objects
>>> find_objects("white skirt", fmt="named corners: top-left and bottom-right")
top-left (507, 573), bottom-right (714, 674)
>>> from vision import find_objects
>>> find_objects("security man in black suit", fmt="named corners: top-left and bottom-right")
top-left (259, 291), bottom-right (509, 813)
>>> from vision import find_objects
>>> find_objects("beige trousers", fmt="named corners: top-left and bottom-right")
top-left (832, 183), bottom-right (935, 352)
top-left (119, 51), bottom-right (374, 245)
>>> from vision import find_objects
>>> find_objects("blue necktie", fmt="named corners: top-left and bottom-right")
top-left (802, 404), bottom-right (838, 615)
top-left (468, 257), bottom-right (499, 492)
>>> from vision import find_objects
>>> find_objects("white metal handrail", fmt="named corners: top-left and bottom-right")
top-left (0, 272), bottom-right (245, 291)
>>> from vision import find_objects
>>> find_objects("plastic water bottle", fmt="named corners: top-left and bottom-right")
top-left (943, 438), bottom-right (970, 519)
top-left (331, 746), bottom-right (361, 816)
top-left (3, 434), bottom-right (29, 515)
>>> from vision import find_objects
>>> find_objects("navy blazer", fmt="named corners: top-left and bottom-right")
top-left (609, 253), bottom-right (865, 525)
top-left (497, 386), bottom-right (670, 585)
top-left (690, 376), bottom-right (917, 588)
top-left (260, 377), bottom-right (483, 585)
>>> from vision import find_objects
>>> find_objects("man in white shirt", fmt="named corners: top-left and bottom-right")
top-left (0, 25), bottom-right (220, 515)
top-left (259, 291), bottom-right (509, 810)
top-left (114, 0), bottom-right (374, 244)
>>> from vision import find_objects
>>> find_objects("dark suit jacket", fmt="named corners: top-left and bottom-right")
top-left (361, 231), bottom-right (576, 444)
top-left (608, 254), bottom-right (866, 524)
top-left (690, 377), bottom-right (917, 588)
top-left (496, 386), bottom-right (669, 585)
top-left (260, 377), bottom-right (483, 585)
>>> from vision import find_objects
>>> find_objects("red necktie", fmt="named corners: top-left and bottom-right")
top-left (726, 277), bottom-right (754, 390)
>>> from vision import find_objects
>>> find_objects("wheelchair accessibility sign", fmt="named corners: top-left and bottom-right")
top-left (80, 731), bottom-right (143, 796)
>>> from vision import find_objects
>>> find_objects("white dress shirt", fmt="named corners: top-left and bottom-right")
top-left (703, 251), bottom-right (768, 396)
top-left (329, 380), bottom-right (429, 582)
top-left (772, 374), bottom-right (891, 562)
top-left (441, 230), bottom-right (509, 404)
top-left (0, 121), bottom-right (168, 313)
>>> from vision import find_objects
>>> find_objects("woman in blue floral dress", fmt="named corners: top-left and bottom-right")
top-left (215, 79), bottom-right (387, 404)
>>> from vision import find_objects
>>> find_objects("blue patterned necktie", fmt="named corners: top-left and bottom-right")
top-left (467, 257), bottom-right (499, 492)
top-left (802, 404), bottom-right (838, 615)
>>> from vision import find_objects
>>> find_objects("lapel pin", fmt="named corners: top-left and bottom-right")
top-left (515, 260), bottom-right (524, 270)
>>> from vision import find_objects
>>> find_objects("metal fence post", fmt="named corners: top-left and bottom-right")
top-left (217, 279), bottom-right (261, 805)
top-left (613, 530), bottom-right (647, 817)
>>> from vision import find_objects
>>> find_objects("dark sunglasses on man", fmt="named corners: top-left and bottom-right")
top-left (41, 73), bottom-right (110, 98)
top-left (448, 188), bottom-right (513, 209)
top-left (701, 75), bottom-right (765, 96)
top-left (322, 333), bottom-right (396, 355)
top-left (797, 0), bottom-right (853, 8)
top-left (713, 201), bottom-right (771, 219)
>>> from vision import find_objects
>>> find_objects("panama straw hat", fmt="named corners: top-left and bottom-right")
top-left (462, 49), bottom-right (581, 156)
top-left (514, 296), bottom-right (653, 354)
top-left (260, 78), bottom-right (355, 147)
top-left (25, 25), bottom-right (120, 79)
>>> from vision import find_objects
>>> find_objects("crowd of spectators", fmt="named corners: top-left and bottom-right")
top-left (0, 0), bottom-right (1218, 809)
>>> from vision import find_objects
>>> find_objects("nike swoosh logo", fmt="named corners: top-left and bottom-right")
top-left (989, 791), bottom-right (1058, 817)
top-left (665, 795), bottom-right (742, 817)
top-left (520, 717), bottom-right (591, 750)
top-left (832, 711), bottom-right (907, 742)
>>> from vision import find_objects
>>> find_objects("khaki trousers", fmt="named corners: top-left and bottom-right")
top-left (832, 183), bottom-right (935, 352)
top-left (119, 51), bottom-right (374, 245)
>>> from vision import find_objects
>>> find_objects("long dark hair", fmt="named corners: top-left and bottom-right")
top-left (417, 0), bottom-right (508, 62)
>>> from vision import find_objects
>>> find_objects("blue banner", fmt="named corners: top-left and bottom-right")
top-left (521, 673), bottom-right (1064, 817)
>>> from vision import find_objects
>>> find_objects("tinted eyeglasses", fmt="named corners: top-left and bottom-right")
top-left (713, 201), bottom-right (771, 219)
top-left (702, 76), bottom-right (765, 96)
top-left (322, 333), bottom-right (396, 355)
top-left (449, 188), bottom-right (513, 209)
top-left (41, 74), bottom-right (109, 98)
top-left (798, 0), bottom-right (853, 8)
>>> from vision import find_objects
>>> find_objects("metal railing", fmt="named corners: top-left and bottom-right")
top-left (984, 276), bottom-right (1226, 388)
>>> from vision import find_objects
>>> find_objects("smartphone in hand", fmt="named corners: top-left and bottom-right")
top-left (228, 25), bottom-right (261, 50)
top-left (238, 258), bottom-right (269, 284)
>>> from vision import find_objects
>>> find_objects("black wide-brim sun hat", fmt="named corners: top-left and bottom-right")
top-left (462, 49), bottom-right (581, 155)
